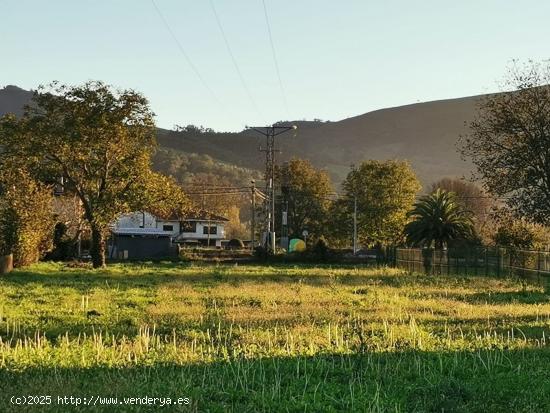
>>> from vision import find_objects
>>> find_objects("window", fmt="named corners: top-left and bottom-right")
top-left (163, 225), bottom-right (174, 232)
top-left (203, 225), bottom-right (217, 235)
top-left (181, 221), bottom-right (197, 232)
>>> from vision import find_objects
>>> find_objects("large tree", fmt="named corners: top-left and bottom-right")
top-left (460, 61), bottom-right (550, 224)
top-left (275, 158), bottom-right (333, 240)
top-left (429, 178), bottom-right (492, 222)
top-left (0, 81), bottom-right (189, 268)
top-left (337, 160), bottom-right (421, 247)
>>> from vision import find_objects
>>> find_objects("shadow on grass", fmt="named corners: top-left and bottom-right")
top-left (1, 349), bottom-right (550, 412)
top-left (408, 286), bottom-right (550, 305)
top-left (463, 290), bottom-right (550, 305)
top-left (0, 261), bottom-right (416, 293)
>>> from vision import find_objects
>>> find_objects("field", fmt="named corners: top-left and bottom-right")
top-left (2, 262), bottom-right (550, 412)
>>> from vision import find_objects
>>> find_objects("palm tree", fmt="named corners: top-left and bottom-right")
top-left (405, 189), bottom-right (474, 249)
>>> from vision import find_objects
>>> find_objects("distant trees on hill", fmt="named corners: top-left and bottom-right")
top-left (152, 148), bottom-right (261, 188)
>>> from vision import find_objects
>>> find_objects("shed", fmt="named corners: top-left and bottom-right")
top-left (110, 228), bottom-right (174, 260)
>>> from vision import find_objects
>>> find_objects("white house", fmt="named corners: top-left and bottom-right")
top-left (114, 210), bottom-right (228, 248)
top-left (175, 211), bottom-right (228, 248)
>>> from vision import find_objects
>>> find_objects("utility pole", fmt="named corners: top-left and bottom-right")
top-left (353, 195), bottom-right (357, 254)
top-left (250, 180), bottom-right (256, 251)
top-left (280, 162), bottom-right (289, 251)
top-left (247, 125), bottom-right (297, 253)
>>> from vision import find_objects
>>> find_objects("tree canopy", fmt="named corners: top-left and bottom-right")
top-left (275, 158), bottom-right (333, 240)
top-left (0, 81), bottom-right (190, 267)
top-left (460, 61), bottom-right (550, 224)
top-left (429, 178), bottom-right (492, 223)
top-left (338, 160), bottom-right (421, 247)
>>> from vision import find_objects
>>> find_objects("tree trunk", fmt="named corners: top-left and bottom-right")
top-left (90, 226), bottom-right (106, 268)
top-left (0, 254), bottom-right (13, 274)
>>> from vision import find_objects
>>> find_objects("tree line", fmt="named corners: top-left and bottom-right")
top-left (2, 61), bottom-right (550, 269)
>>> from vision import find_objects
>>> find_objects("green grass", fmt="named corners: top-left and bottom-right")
top-left (2, 262), bottom-right (550, 411)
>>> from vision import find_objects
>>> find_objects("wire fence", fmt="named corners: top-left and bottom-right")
top-left (393, 247), bottom-right (550, 279)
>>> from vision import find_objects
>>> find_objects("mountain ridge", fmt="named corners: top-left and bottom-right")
top-left (0, 85), bottom-right (481, 187)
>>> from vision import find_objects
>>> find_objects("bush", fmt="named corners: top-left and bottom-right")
top-left (493, 217), bottom-right (550, 250)
top-left (0, 171), bottom-right (54, 267)
top-left (45, 223), bottom-right (77, 261)
top-left (254, 246), bottom-right (269, 260)
top-left (227, 238), bottom-right (245, 250)
top-left (311, 237), bottom-right (331, 262)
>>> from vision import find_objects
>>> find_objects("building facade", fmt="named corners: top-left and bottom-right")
top-left (114, 211), bottom-right (228, 248)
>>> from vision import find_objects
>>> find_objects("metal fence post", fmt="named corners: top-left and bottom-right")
top-left (537, 250), bottom-right (541, 282)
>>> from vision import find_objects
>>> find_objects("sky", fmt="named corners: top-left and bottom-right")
top-left (2, 0), bottom-right (550, 131)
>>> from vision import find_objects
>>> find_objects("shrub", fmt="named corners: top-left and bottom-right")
top-left (0, 171), bottom-right (55, 267)
top-left (227, 238), bottom-right (245, 250)
top-left (311, 236), bottom-right (331, 262)
top-left (45, 222), bottom-right (77, 261)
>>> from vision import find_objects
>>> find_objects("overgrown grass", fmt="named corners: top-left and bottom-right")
top-left (2, 262), bottom-right (550, 411)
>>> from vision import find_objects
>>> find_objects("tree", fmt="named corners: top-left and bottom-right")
top-left (0, 168), bottom-right (54, 266)
top-left (405, 189), bottom-right (474, 249)
top-left (275, 158), bottom-right (333, 240)
top-left (491, 208), bottom-right (550, 250)
top-left (185, 173), bottom-right (243, 214)
top-left (429, 178), bottom-right (492, 222)
top-left (0, 81), bottom-right (189, 268)
top-left (459, 61), bottom-right (550, 224)
top-left (339, 160), bottom-right (421, 247)
top-left (136, 171), bottom-right (191, 221)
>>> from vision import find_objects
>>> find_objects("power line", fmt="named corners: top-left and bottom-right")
top-left (261, 0), bottom-right (289, 118)
top-left (209, 0), bottom-right (263, 121)
top-left (150, 0), bottom-right (222, 107)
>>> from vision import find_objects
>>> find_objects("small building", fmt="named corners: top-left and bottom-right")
top-left (113, 210), bottom-right (229, 249)
top-left (175, 211), bottom-right (229, 248)
top-left (109, 228), bottom-right (174, 260)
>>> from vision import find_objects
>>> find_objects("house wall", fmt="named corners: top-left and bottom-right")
top-left (155, 220), bottom-right (181, 236)
top-left (180, 221), bottom-right (225, 240)
top-left (114, 213), bottom-right (227, 247)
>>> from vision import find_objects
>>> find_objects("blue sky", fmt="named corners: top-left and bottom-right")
top-left (2, 0), bottom-right (549, 131)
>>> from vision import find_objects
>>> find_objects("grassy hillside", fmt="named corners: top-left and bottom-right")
top-left (1, 86), bottom-right (483, 186)
top-left (152, 147), bottom-right (261, 188)
top-left (2, 262), bottom-right (550, 411)
top-left (0, 87), bottom-right (262, 186)
top-left (156, 97), bottom-right (482, 186)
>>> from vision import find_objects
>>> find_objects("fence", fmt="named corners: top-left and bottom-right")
top-left (394, 247), bottom-right (550, 279)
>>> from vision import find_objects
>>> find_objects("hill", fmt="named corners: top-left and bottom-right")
top-left (0, 85), bottom-right (33, 117)
top-left (0, 85), bottom-right (480, 187)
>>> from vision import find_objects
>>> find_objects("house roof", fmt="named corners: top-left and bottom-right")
top-left (112, 228), bottom-right (172, 237)
top-left (163, 210), bottom-right (229, 222)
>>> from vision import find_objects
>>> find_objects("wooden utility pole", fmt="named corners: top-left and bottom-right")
top-left (353, 195), bottom-right (357, 254)
top-left (251, 180), bottom-right (256, 251)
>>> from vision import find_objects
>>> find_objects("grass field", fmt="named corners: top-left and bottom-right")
top-left (2, 262), bottom-right (550, 412)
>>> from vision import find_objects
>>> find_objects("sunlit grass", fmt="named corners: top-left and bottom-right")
top-left (1, 262), bottom-right (550, 411)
